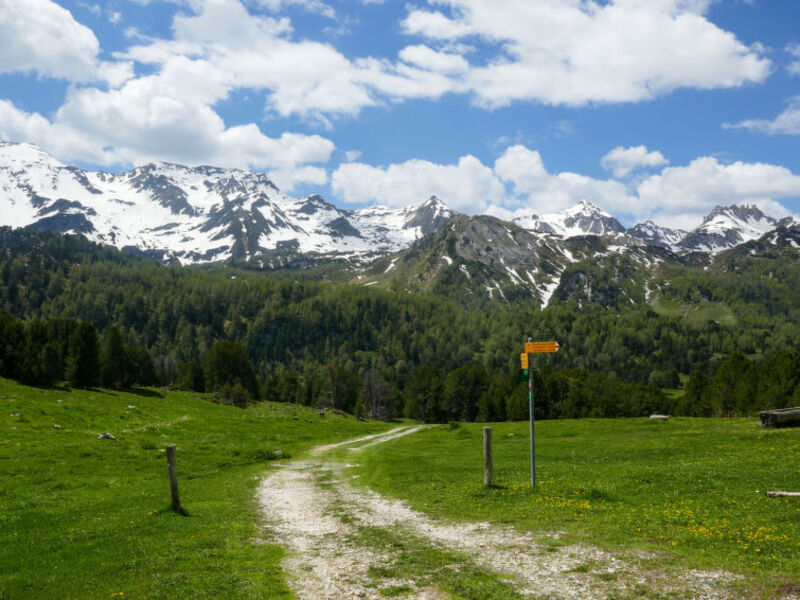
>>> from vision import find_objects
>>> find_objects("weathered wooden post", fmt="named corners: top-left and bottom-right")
top-left (166, 445), bottom-right (181, 512)
top-left (483, 427), bottom-right (493, 487)
top-left (766, 491), bottom-right (800, 498)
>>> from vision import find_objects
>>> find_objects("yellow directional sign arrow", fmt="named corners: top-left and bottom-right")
top-left (524, 341), bottom-right (561, 354)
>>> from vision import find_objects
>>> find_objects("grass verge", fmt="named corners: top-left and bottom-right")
top-left (356, 418), bottom-right (800, 595)
top-left (0, 378), bottom-right (390, 599)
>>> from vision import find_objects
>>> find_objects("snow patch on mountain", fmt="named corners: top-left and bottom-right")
top-left (679, 205), bottom-right (779, 253)
top-left (628, 220), bottom-right (687, 250)
top-left (513, 200), bottom-right (627, 238)
top-left (0, 142), bottom-right (454, 263)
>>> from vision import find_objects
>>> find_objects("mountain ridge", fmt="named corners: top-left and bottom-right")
top-left (0, 142), bottom-right (795, 271)
top-left (0, 141), bottom-right (454, 264)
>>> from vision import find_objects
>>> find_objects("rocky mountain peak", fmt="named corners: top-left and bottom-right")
top-left (559, 200), bottom-right (626, 236)
top-left (679, 203), bottom-right (780, 253)
top-left (0, 141), bottom-right (453, 263)
top-left (401, 196), bottom-right (454, 235)
top-left (513, 200), bottom-right (625, 237)
top-left (703, 204), bottom-right (772, 225)
top-left (628, 220), bottom-right (687, 250)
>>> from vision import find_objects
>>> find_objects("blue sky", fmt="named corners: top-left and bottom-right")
top-left (1, 0), bottom-right (799, 228)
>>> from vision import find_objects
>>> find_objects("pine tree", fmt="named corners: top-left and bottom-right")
top-left (124, 344), bottom-right (157, 387)
top-left (0, 309), bottom-right (24, 380)
top-left (100, 327), bottom-right (125, 388)
top-left (404, 366), bottom-right (443, 423)
top-left (681, 370), bottom-right (711, 417)
top-left (205, 341), bottom-right (259, 401)
top-left (184, 357), bottom-right (206, 392)
top-left (67, 322), bottom-right (99, 389)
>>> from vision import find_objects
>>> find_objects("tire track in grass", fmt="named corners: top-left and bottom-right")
top-left (259, 427), bottom-right (746, 600)
top-left (258, 466), bottom-right (445, 600)
top-left (337, 480), bottom-right (744, 599)
top-left (259, 426), bottom-right (446, 599)
top-left (310, 426), bottom-right (418, 456)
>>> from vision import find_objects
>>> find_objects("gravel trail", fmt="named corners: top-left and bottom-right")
top-left (258, 427), bottom-right (746, 600)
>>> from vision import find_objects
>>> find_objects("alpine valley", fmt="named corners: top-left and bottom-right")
top-left (1, 141), bottom-right (797, 311)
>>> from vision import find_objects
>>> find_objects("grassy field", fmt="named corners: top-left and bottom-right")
top-left (357, 418), bottom-right (800, 593)
top-left (0, 378), bottom-right (390, 599)
top-left (649, 297), bottom-right (738, 327)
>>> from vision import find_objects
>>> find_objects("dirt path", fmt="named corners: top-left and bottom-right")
top-left (257, 428), bottom-right (746, 600)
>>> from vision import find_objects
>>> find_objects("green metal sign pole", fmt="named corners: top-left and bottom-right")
top-left (527, 338), bottom-right (536, 488)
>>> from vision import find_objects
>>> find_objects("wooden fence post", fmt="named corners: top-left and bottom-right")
top-left (483, 427), bottom-right (493, 487)
top-left (167, 445), bottom-right (181, 512)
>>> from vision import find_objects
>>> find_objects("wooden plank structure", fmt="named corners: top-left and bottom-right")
top-left (766, 491), bottom-right (800, 498)
top-left (759, 407), bottom-right (800, 428)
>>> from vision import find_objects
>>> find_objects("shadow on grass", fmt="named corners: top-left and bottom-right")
top-left (483, 484), bottom-right (509, 490)
top-left (24, 383), bottom-right (72, 392)
top-left (124, 387), bottom-right (165, 398)
top-left (156, 505), bottom-right (190, 517)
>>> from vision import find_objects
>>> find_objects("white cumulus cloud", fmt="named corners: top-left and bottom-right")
top-left (0, 0), bottom-right (343, 189)
top-left (332, 145), bottom-right (637, 216)
top-left (0, 72), bottom-right (335, 191)
top-left (636, 157), bottom-right (800, 228)
top-left (399, 45), bottom-right (470, 74)
top-left (725, 96), bottom-right (800, 135)
top-left (332, 146), bottom-right (800, 230)
top-left (119, 0), bottom-right (459, 122)
top-left (332, 155), bottom-right (505, 213)
top-left (0, 0), bottom-right (132, 85)
top-left (788, 43), bottom-right (800, 76)
top-left (601, 145), bottom-right (669, 178)
top-left (403, 0), bottom-right (771, 107)
top-left (494, 145), bottom-right (638, 215)
top-left (252, 0), bottom-right (337, 19)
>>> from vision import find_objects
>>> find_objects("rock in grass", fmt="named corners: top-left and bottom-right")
top-left (97, 432), bottom-right (117, 440)
top-left (650, 414), bottom-right (669, 421)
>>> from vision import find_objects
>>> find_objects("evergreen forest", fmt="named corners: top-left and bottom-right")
top-left (1, 226), bottom-right (799, 421)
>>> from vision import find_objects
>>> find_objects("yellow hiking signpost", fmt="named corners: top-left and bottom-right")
top-left (523, 338), bottom-right (560, 487)
top-left (524, 341), bottom-right (560, 354)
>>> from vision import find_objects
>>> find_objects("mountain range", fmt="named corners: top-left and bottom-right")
top-left (0, 142), bottom-right (453, 264)
top-left (1, 141), bottom-right (797, 309)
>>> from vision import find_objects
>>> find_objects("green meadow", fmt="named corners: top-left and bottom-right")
top-left (357, 418), bottom-right (800, 592)
top-left (0, 378), bottom-right (390, 599)
top-left (3, 376), bottom-right (800, 599)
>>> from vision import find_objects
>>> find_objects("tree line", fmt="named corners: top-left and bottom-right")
top-left (0, 310), bottom-right (261, 407)
top-left (0, 310), bottom-right (156, 389)
top-left (676, 350), bottom-right (800, 417)
top-left (1, 227), bottom-right (800, 420)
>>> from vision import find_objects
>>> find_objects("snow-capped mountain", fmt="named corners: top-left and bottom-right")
top-left (1, 142), bottom-right (796, 271)
top-left (511, 200), bottom-right (791, 255)
top-left (513, 200), bottom-right (627, 237)
top-left (628, 221), bottom-right (687, 250)
top-left (0, 142), bottom-right (453, 263)
top-left (678, 204), bottom-right (782, 253)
